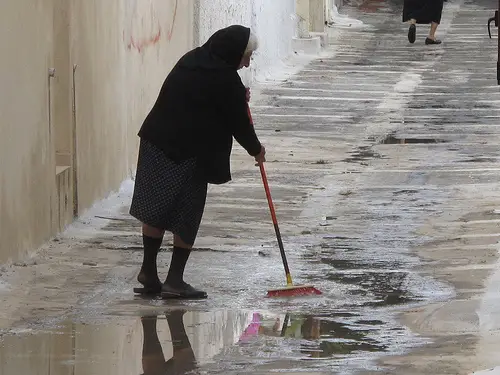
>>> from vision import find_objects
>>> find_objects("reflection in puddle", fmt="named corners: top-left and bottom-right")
top-left (238, 312), bottom-right (387, 358)
top-left (141, 311), bottom-right (197, 375)
top-left (0, 310), bottom-right (252, 375)
top-left (0, 308), bottom-right (398, 375)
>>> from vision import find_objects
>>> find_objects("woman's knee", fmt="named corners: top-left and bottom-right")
top-left (142, 223), bottom-right (165, 238)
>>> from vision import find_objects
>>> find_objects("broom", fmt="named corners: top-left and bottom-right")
top-left (247, 104), bottom-right (322, 298)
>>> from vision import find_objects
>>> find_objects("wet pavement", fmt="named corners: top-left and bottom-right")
top-left (2, 0), bottom-right (500, 373)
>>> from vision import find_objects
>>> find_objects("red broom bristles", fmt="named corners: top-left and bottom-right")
top-left (267, 286), bottom-right (322, 298)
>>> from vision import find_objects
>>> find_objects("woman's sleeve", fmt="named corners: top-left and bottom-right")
top-left (223, 76), bottom-right (262, 156)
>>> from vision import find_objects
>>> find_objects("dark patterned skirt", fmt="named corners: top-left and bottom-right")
top-left (129, 139), bottom-right (208, 246)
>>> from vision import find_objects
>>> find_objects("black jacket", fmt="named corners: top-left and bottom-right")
top-left (138, 25), bottom-right (262, 184)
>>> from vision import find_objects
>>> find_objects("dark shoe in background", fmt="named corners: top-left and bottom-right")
top-left (408, 24), bottom-right (416, 43)
top-left (425, 37), bottom-right (442, 45)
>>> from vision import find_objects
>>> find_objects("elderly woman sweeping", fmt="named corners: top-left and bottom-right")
top-left (403, 0), bottom-right (445, 45)
top-left (129, 25), bottom-right (266, 299)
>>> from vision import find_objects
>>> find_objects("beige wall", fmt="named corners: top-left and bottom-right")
top-left (297, 0), bottom-right (328, 34)
top-left (0, 0), bottom-right (194, 263)
top-left (71, 0), bottom-right (194, 212)
top-left (309, 0), bottom-right (326, 32)
top-left (0, 1), bottom-right (55, 262)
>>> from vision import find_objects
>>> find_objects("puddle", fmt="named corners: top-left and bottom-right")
top-left (237, 312), bottom-right (388, 357)
top-left (343, 146), bottom-right (385, 164)
top-left (0, 308), bottom-right (407, 375)
top-left (322, 259), bottom-right (419, 308)
top-left (380, 135), bottom-right (448, 144)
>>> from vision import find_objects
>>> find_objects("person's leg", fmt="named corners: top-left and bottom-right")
top-left (429, 22), bottom-right (439, 40)
top-left (130, 139), bottom-right (169, 294)
top-left (403, 0), bottom-right (420, 43)
top-left (161, 170), bottom-right (208, 299)
top-left (425, 22), bottom-right (442, 44)
top-left (137, 224), bottom-right (165, 291)
top-left (426, 0), bottom-right (443, 44)
top-left (161, 234), bottom-right (207, 299)
top-left (164, 235), bottom-right (192, 288)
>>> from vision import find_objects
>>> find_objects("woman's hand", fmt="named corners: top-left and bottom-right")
top-left (254, 145), bottom-right (266, 165)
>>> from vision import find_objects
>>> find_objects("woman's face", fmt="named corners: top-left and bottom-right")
top-left (238, 52), bottom-right (253, 70)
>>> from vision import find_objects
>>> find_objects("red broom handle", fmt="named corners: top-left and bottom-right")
top-left (258, 163), bottom-right (278, 225)
top-left (247, 104), bottom-right (293, 286)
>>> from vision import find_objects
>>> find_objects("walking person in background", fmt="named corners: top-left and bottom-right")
top-left (129, 25), bottom-right (266, 299)
top-left (403, 0), bottom-right (445, 45)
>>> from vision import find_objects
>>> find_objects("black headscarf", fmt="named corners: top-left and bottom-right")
top-left (179, 25), bottom-right (251, 70)
top-left (137, 25), bottom-right (262, 185)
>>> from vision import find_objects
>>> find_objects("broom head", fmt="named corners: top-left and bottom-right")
top-left (267, 284), bottom-right (322, 298)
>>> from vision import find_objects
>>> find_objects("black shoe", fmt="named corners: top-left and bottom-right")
top-left (161, 282), bottom-right (208, 299)
top-left (408, 24), bottom-right (416, 44)
top-left (425, 37), bottom-right (442, 45)
top-left (135, 272), bottom-right (162, 295)
top-left (134, 286), bottom-right (162, 295)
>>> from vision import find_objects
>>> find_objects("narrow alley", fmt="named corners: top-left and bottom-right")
top-left (1, 0), bottom-right (500, 374)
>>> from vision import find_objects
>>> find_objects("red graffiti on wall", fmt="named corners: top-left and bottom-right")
top-left (124, 0), bottom-right (178, 53)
